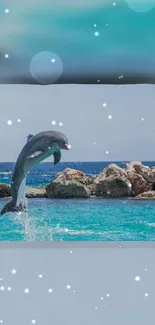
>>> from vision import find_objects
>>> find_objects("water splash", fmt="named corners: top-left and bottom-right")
top-left (14, 178), bottom-right (36, 241)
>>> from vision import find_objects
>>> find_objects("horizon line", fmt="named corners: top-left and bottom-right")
top-left (0, 160), bottom-right (155, 164)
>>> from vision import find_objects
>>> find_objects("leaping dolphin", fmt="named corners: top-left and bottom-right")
top-left (0, 130), bottom-right (71, 215)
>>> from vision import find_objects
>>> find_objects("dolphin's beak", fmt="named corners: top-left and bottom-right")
top-left (65, 144), bottom-right (71, 150)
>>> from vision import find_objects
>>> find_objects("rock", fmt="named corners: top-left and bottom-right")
top-left (55, 168), bottom-right (85, 181)
top-left (99, 163), bottom-right (128, 179)
top-left (126, 171), bottom-right (151, 196)
top-left (0, 183), bottom-right (11, 197)
top-left (125, 161), bottom-right (155, 184)
top-left (125, 161), bottom-right (142, 171)
top-left (46, 180), bottom-right (90, 198)
top-left (26, 187), bottom-right (46, 198)
top-left (54, 168), bottom-right (95, 195)
top-left (133, 164), bottom-right (155, 183)
top-left (135, 191), bottom-right (155, 199)
top-left (94, 164), bottom-right (131, 197)
top-left (55, 168), bottom-right (95, 185)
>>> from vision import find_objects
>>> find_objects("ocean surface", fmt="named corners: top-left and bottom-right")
top-left (1, 161), bottom-right (155, 241)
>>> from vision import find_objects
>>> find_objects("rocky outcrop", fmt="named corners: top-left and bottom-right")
top-left (53, 168), bottom-right (95, 196)
top-left (1, 163), bottom-right (155, 200)
top-left (94, 164), bottom-right (132, 197)
top-left (46, 180), bottom-right (90, 198)
top-left (0, 183), bottom-right (11, 198)
top-left (125, 161), bottom-right (142, 171)
top-left (55, 168), bottom-right (95, 185)
top-left (135, 191), bottom-right (155, 199)
top-left (26, 187), bottom-right (46, 198)
top-left (126, 171), bottom-right (151, 196)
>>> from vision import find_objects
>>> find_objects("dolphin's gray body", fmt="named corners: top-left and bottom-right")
top-left (1, 130), bottom-right (70, 215)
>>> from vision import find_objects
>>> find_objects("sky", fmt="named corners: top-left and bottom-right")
top-left (0, 0), bottom-right (155, 84)
top-left (0, 84), bottom-right (155, 162)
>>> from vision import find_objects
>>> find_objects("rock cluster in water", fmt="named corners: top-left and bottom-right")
top-left (1, 162), bottom-right (155, 199)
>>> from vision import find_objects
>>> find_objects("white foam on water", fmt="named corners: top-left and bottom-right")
top-left (14, 178), bottom-right (36, 241)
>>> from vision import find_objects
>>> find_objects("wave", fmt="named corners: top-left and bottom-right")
top-left (0, 171), bottom-right (12, 175)
top-left (41, 174), bottom-right (50, 177)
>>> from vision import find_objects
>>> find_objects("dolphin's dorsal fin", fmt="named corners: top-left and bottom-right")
top-left (27, 134), bottom-right (34, 142)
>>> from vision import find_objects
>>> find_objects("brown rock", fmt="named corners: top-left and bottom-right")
top-left (127, 171), bottom-right (151, 196)
top-left (125, 161), bottom-right (142, 171)
top-left (26, 187), bottom-right (46, 198)
top-left (133, 164), bottom-right (155, 183)
top-left (54, 168), bottom-right (95, 194)
top-left (46, 180), bottom-right (90, 198)
top-left (136, 191), bottom-right (155, 199)
top-left (55, 168), bottom-right (85, 181)
top-left (94, 164), bottom-right (131, 197)
top-left (0, 183), bottom-right (11, 198)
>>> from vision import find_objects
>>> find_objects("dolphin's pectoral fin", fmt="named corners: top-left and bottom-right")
top-left (53, 151), bottom-right (61, 165)
top-left (27, 151), bottom-right (44, 159)
top-left (27, 134), bottom-right (34, 142)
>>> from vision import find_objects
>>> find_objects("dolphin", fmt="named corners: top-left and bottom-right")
top-left (0, 130), bottom-right (70, 216)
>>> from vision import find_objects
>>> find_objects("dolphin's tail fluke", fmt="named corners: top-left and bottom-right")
top-left (0, 200), bottom-right (27, 216)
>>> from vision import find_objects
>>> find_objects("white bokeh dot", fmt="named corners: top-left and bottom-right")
top-left (0, 321), bottom-right (3, 324)
top-left (103, 103), bottom-right (107, 107)
top-left (48, 288), bottom-right (53, 293)
top-left (141, 117), bottom-right (144, 121)
top-left (135, 276), bottom-right (141, 281)
top-left (17, 118), bottom-right (21, 123)
top-left (59, 122), bottom-right (63, 126)
top-left (145, 293), bottom-right (148, 297)
top-left (7, 120), bottom-right (12, 126)
top-left (125, 0), bottom-right (155, 12)
top-left (106, 151), bottom-right (109, 155)
top-left (66, 284), bottom-right (71, 290)
top-left (5, 53), bottom-right (9, 58)
top-left (38, 274), bottom-right (43, 279)
top-left (5, 8), bottom-right (9, 13)
top-left (24, 288), bottom-right (29, 293)
top-left (7, 287), bottom-right (12, 291)
top-left (30, 51), bottom-right (63, 84)
top-left (94, 31), bottom-right (99, 36)
top-left (69, 250), bottom-right (72, 254)
top-left (106, 293), bottom-right (110, 297)
top-left (11, 269), bottom-right (17, 274)
top-left (108, 114), bottom-right (112, 119)
top-left (51, 120), bottom-right (56, 125)
top-left (0, 286), bottom-right (4, 291)
top-left (31, 320), bottom-right (36, 324)
top-left (101, 296), bottom-right (103, 300)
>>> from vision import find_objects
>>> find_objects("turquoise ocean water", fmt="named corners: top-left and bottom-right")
top-left (0, 161), bottom-right (155, 241)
